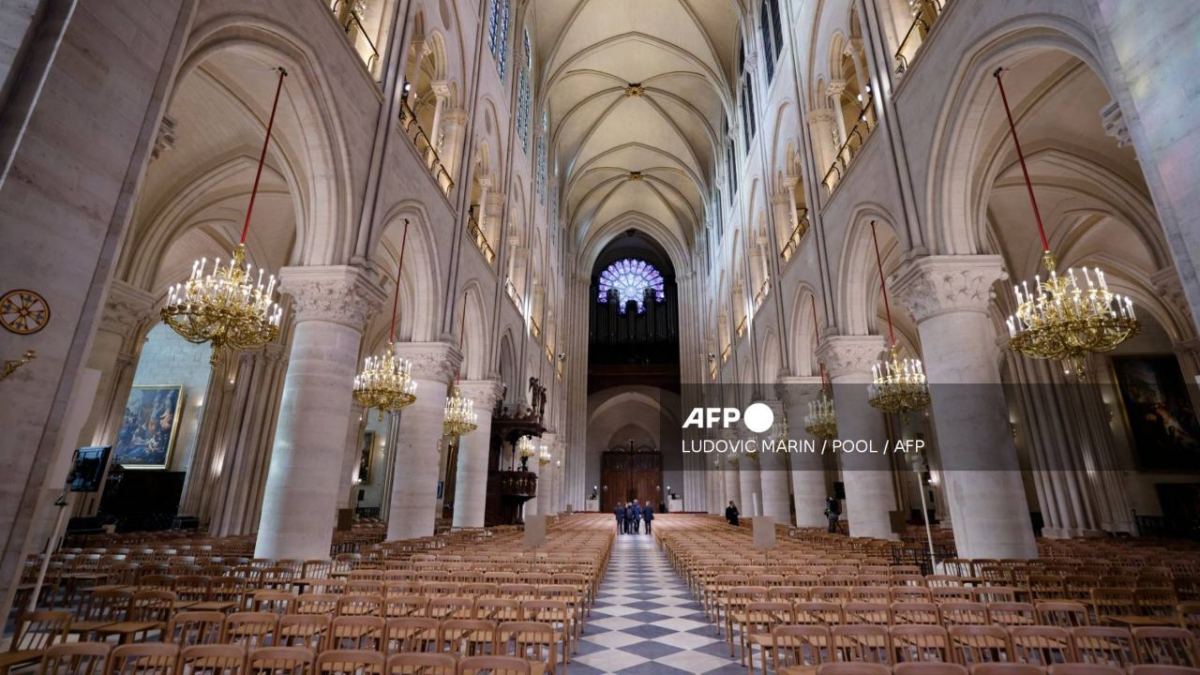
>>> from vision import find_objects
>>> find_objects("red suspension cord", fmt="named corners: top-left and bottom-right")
top-left (870, 220), bottom-right (897, 347)
top-left (240, 68), bottom-right (288, 245)
top-left (389, 219), bottom-right (410, 343)
top-left (994, 67), bottom-right (1050, 253)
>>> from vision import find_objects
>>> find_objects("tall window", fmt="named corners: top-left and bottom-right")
top-left (516, 30), bottom-right (532, 152)
top-left (536, 111), bottom-right (548, 203)
top-left (597, 259), bottom-right (666, 313)
top-left (760, 0), bottom-right (784, 81)
top-left (488, 0), bottom-right (510, 80)
top-left (738, 43), bottom-right (756, 145)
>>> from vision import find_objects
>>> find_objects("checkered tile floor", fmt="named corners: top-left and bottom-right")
top-left (571, 532), bottom-right (744, 675)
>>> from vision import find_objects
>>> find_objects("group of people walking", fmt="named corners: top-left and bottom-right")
top-left (614, 499), bottom-right (653, 534)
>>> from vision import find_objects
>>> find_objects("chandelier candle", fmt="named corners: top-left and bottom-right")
top-left (994, 67), bottom-right (1138, 376)
top-left (443, 292), bottom-right (479, 437)
top-left (161, 68), bottom-right (289, 363)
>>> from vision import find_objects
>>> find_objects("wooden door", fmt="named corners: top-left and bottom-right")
top-left (600, 449), bottom-right (662, 512)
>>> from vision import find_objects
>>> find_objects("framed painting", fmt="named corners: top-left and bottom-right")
top-left (113, 385), bottom-right (183, 469)
top-left (1111, 355), bottom-right (1200, 470)
top-left (358, 430), bottom-right (375, 484)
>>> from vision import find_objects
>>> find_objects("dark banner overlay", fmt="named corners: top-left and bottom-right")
top-left (632, 381), bottom-right (1200, 472)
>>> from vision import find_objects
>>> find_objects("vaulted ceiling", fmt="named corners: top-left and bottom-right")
top-left (534, 0), bottom-right (742, 260)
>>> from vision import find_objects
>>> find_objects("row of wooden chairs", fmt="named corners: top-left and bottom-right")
top-left (794, 663), bottom-right (1198, 675)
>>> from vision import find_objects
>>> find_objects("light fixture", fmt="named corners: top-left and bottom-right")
top-left (353, 219), bottom-right (417, 418)
top-left (866, 221), bottom-right (930, 415)
top-left (803, 295), bottom-right (838, 440)
top-left (538, 443), bottom-right (552, 466)
top-left (994, 68), bottom-right (1138, 377)
top-left (516, 436), bottom-right (535, 470)
top-left (443, 293), bottom-right (478, 437)
top-left (162, 68), bottom-right (288, 364)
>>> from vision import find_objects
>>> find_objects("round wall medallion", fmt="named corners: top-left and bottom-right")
top-left (0, 289), bottom-right (50, 335)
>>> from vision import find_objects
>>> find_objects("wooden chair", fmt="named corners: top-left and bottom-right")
top-left (246, 647), bottom-right (313, 675)
top-left (428, 597), bottom-right (475, 622)
top-left (384, 597), bottom-right (428, 619)
top-left (1128, 667), bottom-right (1200, 675)
top-left (941, 602), bottom-right (989, 626)
top-left (455, 656), bottom-right (529, 675)
top-left (251, 591), bottom-right (296, 615)
top-left (222, 612), bottom-right (279, 648)
top-left (71, 589), bottom-right (134, 640)
top-left (277, 615), bottom-right (330, 651)
top-left (384, 618), bottom-right (439, 654)
top-left (815, 664), bottom-right (891, 675)
top-left (165, 611), bottom-right (225, 646)
top-left (890, 625), bottom-right (950, 664)
top-left (105, 644), bottom-right (179, 675)
top-left (1009, 626), bottom-right (1074, 666)
top-left (1037, 602), bottom-right (1090, 628)
top-left (336, 594), bottom-right (383, 617)
top-left (949, 626), bottom-right (1014, 666)
top-left (519, 601), bottom-right (570, 663)
top-left (385, 653), bottom-right (455, 675)
top-left (892, 602), bottom-right (941, 626)
top-left (831, 625), bottom-right (891, 665)
top-left (771, 625), bottom-right (829, 675)
top-left (1046, 666), bottom-right (1123, 675)
top-left (38, 642), bottom-right (111, 675)
top-left (0, 610), bottom-right (71, 675)
top-left (1133, 627), bottom-right (1199, 667)
top-left (988, 603), bottom-right (1037, 627)
top-left (742, 601), bottom-right (793, 672)
top-left (1090, 589), bottom-right (1136, 624)
top-left (1069, 627), bottom-right (1135, 668)
top-left (895, 665), bottom-right (968, 675)
top-left (437, 620), bottom-right (498, 658)
top-left (329, 616), bottom-right (386, 651)
top-left (498, 621), bottom-right (558, 675)
top-left (968, 665), bottom-right (1045, 675)
top-left (178, 645), bottom-right (247, 675)
top-left (314, 650), bottom-right (385, 675)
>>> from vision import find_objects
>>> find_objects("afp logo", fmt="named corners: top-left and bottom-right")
top-left (682, 402), bottom-right (775, 433)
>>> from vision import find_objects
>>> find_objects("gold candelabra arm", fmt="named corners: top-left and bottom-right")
top-left (1, 350), bottom-right (36, 381)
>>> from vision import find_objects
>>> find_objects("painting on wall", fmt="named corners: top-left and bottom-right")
top-left (113, 385), bottom-right (184, 469)
top-left (1112, 355), bottom-right (1200, 470)
top-left (359, 430), bottom-right (376, 484)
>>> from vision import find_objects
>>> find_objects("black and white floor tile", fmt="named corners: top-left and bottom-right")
top-left (571, 531), bottom-right (744, 675)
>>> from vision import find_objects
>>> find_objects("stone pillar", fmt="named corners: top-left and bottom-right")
top-left (780, 376), bottom-right (828, 527)
top-left (537, 432), bottom-right (556, 515)
top-left (256, 266), bottom-right (384, 560)
top-left (724, 456), bottom-right (742, 514)
top-left (451, 379), bottom-right (503, 528)
top-left (818, 335), bottom-right (897, 539)
top-left (440, 108), bottom-right (468, 177)
top-left (386, 342), bottom-right (461, 540)
top-left (341, 403), bottom-right (368, 509)
top-left (892, 255), bottom-right (1036, 558)
top-left (484, 191), bottom-right (506, 248)
top-left (758, 400), bottom-right (792, 523)
top-left (739, 452), bottom-right (762, 517)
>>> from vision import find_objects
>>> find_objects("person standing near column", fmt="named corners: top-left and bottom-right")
top-left (613, 502), bottom-right (625, 535)
top-left (642, 503), bottom-right (654, 534)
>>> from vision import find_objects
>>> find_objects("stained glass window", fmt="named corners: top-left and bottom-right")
top-left (489, 0), bottom-right (510, 80)
top-left (598, 259), bottom-right (665, 313)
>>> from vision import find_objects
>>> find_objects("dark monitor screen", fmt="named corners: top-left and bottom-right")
top-left (69, 446), bottom-right (111, 492)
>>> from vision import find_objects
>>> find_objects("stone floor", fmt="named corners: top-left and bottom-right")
top-left (570, 529), bottom-right (745, 675)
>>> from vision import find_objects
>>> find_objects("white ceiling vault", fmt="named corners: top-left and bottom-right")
top-left (534, 0), bottom-right (744, 261)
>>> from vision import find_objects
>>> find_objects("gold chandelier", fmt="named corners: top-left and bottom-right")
top-left (162, 68), bottom-right (288, 363)
top-left (866, 220), bottom-right (930, 415)
top-left (443, 295), bottom-right (479, 437)
top-left (443, 384), bottom-right (478, 437)
top-left (538, 443), bottom-right (552, 466)
top-left (994, 68), bottom-right (1137, 376)
top-left (803, 297), bottom-right (838, 439)
top-left (353, 219), bottom-right (418, 418)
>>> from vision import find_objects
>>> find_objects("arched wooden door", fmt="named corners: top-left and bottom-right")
top-left (600, 444), bottom-right (662, 512)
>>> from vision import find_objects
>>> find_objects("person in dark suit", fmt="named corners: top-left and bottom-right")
top-left (725, 500), bottom-right (740, 526)
top-left (825, 496), bottom-right (841, 533)
top-left (631, 499), bottom-right (643, 534)
top-left (623, 502), bottom-right (634, 534)
top-left (642, 504), bottom-right (654, 534)
top-left (613, 503), bottom-right (625, 534)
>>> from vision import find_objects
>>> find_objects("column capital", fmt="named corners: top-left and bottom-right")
top-left (817, 335), bottom-right (886, 379)
top-left (392, 341), bottom-right (462, 383)
top-left (776, 376), bottom-right (823, 408)
top-left (430, 80), bottom-right (453, 98)
top-left (279, 265), bottom-right (386, 329)
top-left (891, 255), bottom-right (1005, 323)
top-left (825, 79), bottom-right (847, 97)
top-left (101, 280), bottom-right (156, 337)
top-left (457, 378), bottom-right (504, 407)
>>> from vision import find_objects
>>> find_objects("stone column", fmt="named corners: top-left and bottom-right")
top-left (451, 379), bottom-right (503, 528)
top-left (386, 342), bottom-right (461, 540)
top-left (892, 255), bottom-right (1036, 558)
top-left (256, 266), bottom-right (384, 560)
top-left (758, 400), bottom-right (792, 523)
top-left (818, 335), bottom-right (897, 539)
top-left (739, 453), bottom-right (762, 517)
top-left (440, 108), bottom-right (468, 178)
top-left (537, 432), bottom-right (557, 515)
top-left (484, 191), bottom-right (506, 250)
top-left (779, 376), bottom-right (828, 527)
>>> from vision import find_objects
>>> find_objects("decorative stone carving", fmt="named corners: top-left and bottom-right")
top-left (101, 280), bottom-right (157, 338)
top-left (891, 255), bottom-right (1006, 323)
top-left (392, 341), bottom-right (462, 383)
top-left (825, 79), bottom-right (847, 98)
top-left (817, 335), bottom-right (886, 378)
top-left (458, 378), bottom-right (504, 407)
top-left (1100, 100), bottom-right (1131, 148)
top-left (151, 116), bottom-right (177, 161)
top-left (279, 265), bottom-right (386, 329)
top-left (775, 376), bottom-right (823, 408)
